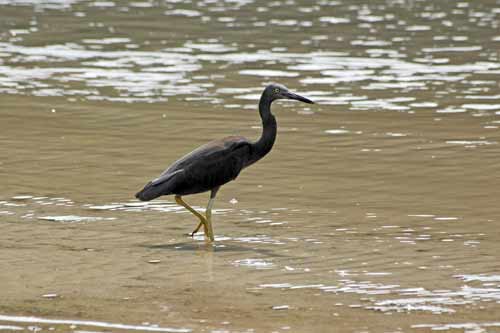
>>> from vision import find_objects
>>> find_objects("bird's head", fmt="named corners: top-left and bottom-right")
top-left (265, 83), bottom-right (314, 104)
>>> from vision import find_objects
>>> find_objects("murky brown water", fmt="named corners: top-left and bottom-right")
top-left (1, 0), bottom-right (500, 332)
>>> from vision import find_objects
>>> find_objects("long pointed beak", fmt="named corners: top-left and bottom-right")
top-left (285, 91), bottom-right (314, 104)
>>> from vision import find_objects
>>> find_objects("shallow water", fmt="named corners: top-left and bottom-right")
top-left (1, 0), bottom-right (500, 332)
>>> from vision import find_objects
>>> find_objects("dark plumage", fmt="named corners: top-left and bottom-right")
top-left (135, 136), bottom-right (251, 201)
top-left (135, 83), bottom-right (314, 241)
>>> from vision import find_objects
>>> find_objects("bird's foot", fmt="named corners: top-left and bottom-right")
top-left (190, 221), bottom-right (204, 237)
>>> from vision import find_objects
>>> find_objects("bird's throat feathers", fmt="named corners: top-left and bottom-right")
top-left (249, 102), bottom-right (277, 166)
top-left (258, 93), bottom-right (273, 121)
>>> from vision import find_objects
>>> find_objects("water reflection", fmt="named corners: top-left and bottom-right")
top-left (0, 0), bottom-right (499, 111)
top-left (2, 39), bottom-right (497, 106)
top-left (259, 272), bottom-right (500, 315)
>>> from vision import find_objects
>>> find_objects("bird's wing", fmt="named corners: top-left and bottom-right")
top-left (159, 136), bottom-right (251, 177)
top-left (151, 168), bottom-right (184, 186)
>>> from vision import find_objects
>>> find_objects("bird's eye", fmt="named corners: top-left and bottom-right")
top-left (273, 88), bottom-right (280, 94)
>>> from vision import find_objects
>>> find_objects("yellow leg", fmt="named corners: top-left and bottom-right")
top-left (205, 196), bottom-right (216, 242)
top-left (188, 195), bottom-right (217, 241)
top-left (175, 195), bottom-right (209, 240)
top-left (203, 187), bottom-right (219, 242)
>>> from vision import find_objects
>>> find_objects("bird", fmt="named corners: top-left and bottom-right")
top-left (135, 83), bottom-right (314, 242)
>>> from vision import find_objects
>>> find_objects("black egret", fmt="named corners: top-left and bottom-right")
top-left (135, 83), bottom-right (314, 241)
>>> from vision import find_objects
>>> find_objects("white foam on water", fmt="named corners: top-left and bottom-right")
top-left (325, 129), bottom-right (350, 135)
top-left (183, 41), bottom-right (237, 53)
top-left (0, 325), bottom-right (23, 331)
top-left (462, 104), bottom-right (500, 111)
top-left (233, 259), bottom-right (274, 269)
top-left (319, 17), bottom-right (350, 24)
top-left (270, 19), bottom-right (298, 26)
top-left (386, 132), bottom-right (408, 137)
top-left (0, 315), bottom-right (191, 332)
top-left (271, 305), bottom-right (290, 310)
top-left (259, 283), bottom-right (293, 288)
top-left (412, 322), bottom-right (500, 333)
top-left (0, 0), bottom-right (83, 9)
top-left (446, 140), bottom-right (496, 146)
top-left (406, 25), bottom-right (431, 31)
top-left (258, 272), bottom-right (500, 314)
top-left (87, 204), bottom-right (123, 210)
top-left (38, 215), bottom-right (116, 222)
top-left (239, 69), bottom-right (299, 77)
top-left (434, 216), bottom-right (459, 221)
top-left (1, 37), bottom-right (499, 106)
top-left (464, 94), bottom-right (500, 99)
top-left (410, 102), bottom-right (438, 108)
top-left (11, 196), bottom-right (33, 200)
top-left (437, 107), bottom-right (467, 113)
top-left (369, 297), bottom-right (456, 314)
top-left (364, 272), bottom-right (392, 276)
top-left (422, 46), bottom-right (482, 53)
top-left (164, 9), bottom-right (201, 17)
top-left (455, 274), bottom-right (500, 282)
top-left (82, 38), bottom-right (131, 44)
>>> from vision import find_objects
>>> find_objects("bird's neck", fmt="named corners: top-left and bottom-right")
top-left (249, 96), bottom-right (277, 164)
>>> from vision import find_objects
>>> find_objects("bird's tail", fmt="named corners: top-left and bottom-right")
top-left (135, 182), bottom-right (164, 201)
